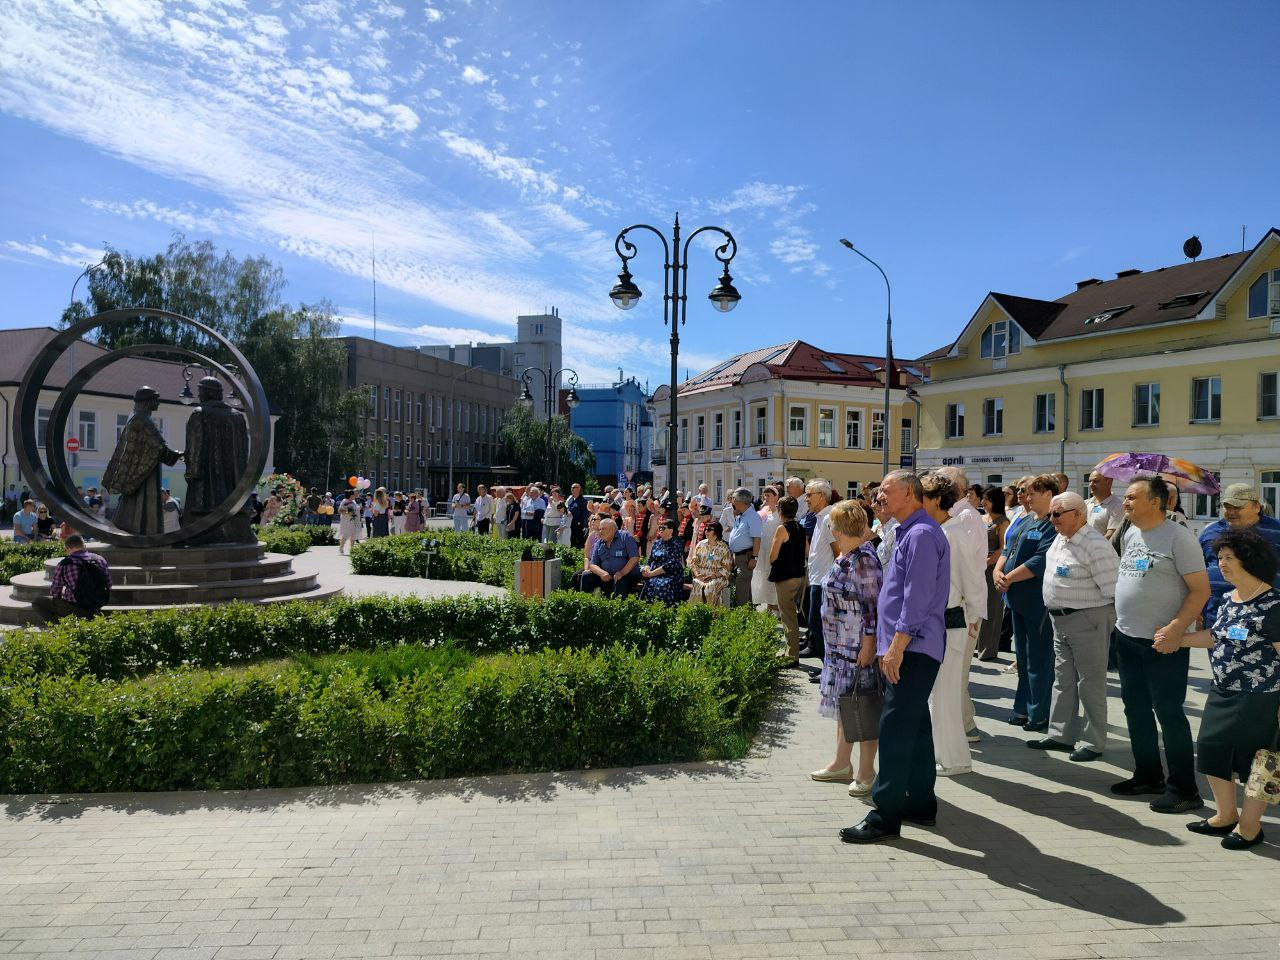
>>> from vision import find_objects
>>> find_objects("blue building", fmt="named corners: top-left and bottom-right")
top-left (569, 376), bottom-right (653, 487)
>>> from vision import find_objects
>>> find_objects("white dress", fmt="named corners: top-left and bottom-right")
top-left (751, 509), bottom-right (780, 606)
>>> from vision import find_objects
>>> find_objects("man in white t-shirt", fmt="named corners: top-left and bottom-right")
top-left (801, 479), bottom-right (836, 663)
top-left (691, 483), bottom-right (713, 514)
top-left (937, 466), bottom-right (989, 738)
top-left (1085, 472), bottom-right (1124, 541)
top-left (786, 476), bottom-right (809, 520)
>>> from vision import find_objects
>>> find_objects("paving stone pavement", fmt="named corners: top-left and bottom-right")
top-left (1, 651), bottom-right (1277, 959)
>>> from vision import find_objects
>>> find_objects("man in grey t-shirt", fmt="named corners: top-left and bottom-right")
top-left (1111, 478), bottom-right (1210, 815)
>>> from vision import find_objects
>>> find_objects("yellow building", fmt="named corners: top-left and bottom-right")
top-left (916, 228), bottom-right (1280, 524)
top-left (647, 340), bottom-right (922, 505)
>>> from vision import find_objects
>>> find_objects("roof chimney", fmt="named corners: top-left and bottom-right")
top-left (1075, 278), bottom-right (1102, 290)
top-left (1116, 268), bottom-right (1142, 279)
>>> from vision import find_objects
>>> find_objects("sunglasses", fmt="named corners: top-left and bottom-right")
top-left (1049, 509), bottom-right (1078, 519)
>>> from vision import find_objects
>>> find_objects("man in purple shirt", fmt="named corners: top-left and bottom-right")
top-left (842, 470), bottom-right (950, 844)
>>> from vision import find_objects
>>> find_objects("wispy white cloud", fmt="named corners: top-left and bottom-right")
top-left (82, 197), bottom-right (233, 235)
top-left (460, 64), bottom-right (488, 84)
top-left (0, 239), bottom-right (106, 269)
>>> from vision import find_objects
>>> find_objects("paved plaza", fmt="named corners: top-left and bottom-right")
top-left (1, 645), bottom-right (1277, 959)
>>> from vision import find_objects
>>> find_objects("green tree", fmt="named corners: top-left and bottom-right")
top-left (497, 404), bottom-right (596, 487)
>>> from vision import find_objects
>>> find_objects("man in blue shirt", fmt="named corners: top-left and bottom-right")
top-left (842, 469), bottom-right (949, 845)
top-left (1199, 483), bottom-right (1280, 626)
top-left (581, 518), bottom-right (642, 598)
top-left (726, 487), bottom-right (763, 607)
top-left (12, 499), bottom-right (39, 543)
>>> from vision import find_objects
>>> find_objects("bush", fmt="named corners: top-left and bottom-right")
top-left (285, 523), bottom-right (336, 547)
top-left (351, 531), bottom-right (583, 589)
top-left (0, 593), bottom-right (780, 793)
top-left (0, 541), bottom-right (63, 585)
top-left (256, 527), bottom-right (311, 555)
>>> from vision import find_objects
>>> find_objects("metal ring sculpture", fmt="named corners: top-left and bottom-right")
top-left (14, 308), bottom-right (271, 547)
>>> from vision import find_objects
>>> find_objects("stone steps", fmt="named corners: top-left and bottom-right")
top-left (8, 569), bottom-right (319, 606)
top-left (38, 553), bottom-right (295, 585)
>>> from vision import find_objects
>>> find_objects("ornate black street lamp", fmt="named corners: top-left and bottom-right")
top-left (839, 238), bottom-right (893, 476)
top-left (518, 365), bottom-right (580, 483)
top-left (610, 215), bottom-right (739, 499)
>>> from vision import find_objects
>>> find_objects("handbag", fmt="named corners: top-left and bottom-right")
top-left (838, 664), bottom-right (885, 744)
top-left (944, 606), bottom-right (967, 629)
top-left (1244, 714), bottom-right (1280, 805)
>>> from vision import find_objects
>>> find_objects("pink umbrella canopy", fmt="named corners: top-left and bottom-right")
top-left (1093, 453), bottom-right (1221, 495)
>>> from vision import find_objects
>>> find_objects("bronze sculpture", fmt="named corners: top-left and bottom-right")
top-left (102, 386), bottom-right (182, 536)
top-left (184, 376), bottom-right (254, 543)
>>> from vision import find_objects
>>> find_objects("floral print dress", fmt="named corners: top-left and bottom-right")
top-left (818, 543), bottom-right (883, 718)
top-left (641, 536), bottom-right (686, 605)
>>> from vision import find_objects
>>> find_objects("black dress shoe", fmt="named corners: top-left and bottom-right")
top-left (1006, 714), bottom-right (1028, 725)
top-left (1069, 747), bottom-right (1103, 762)
top-left (1186, 818), bottom-right (1238, 836)
top-left (1221, 829), bottom-right (1265, 851)
top-left (1110, 776), bottom-right (1166, 797)
top-left (1023, 721), bottom-right (1049, 733)
top-left (1150, 792), bottom-right (1204, 814)
top-left (839, 820), bottom-right (899, 844)
top-left (1026, 738), bottom-right (1072, 752)
top-left (796, 646), bottom-right (815, 658)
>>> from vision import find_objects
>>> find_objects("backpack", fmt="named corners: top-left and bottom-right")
top-left (66, 554), bottom-right (111, 610)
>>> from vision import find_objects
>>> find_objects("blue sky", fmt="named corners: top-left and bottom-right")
top-left (1, 0), bottom-right (1277, 386)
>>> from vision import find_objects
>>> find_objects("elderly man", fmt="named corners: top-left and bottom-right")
top-left (1053, 472), bottom-right (1071, 495)
top-left (691, 483), bottom-right (713, 514)
top-left (841, 470), bottom-right (950, 844)
top-left (1085, 471), bottom-right (1124, 541)
top-left (519, 485), bottom-right (547, 540)
top-left (872, 490), bottom-right (897, 569)
top-left (726, 487), bottom-right (762, 607)
top-left (800, 479), bottom-right (837, 661)
top-left (1199, 483), bottom-right (1280, 626)
top-left (937, 466), bottom-right (988, 739)
top-left (1112, 477), bottom-right (1210, 813)
top-left (565, 482), bottom-right (590, 548)
top-left (786, 477), bottom-right (809, 520)
top-left (473, 484), bottom-right (493, 536)
top-left (1030, 491), bottom-right (1119, 762)
top-left (581, 517), bottom-right (642, 597)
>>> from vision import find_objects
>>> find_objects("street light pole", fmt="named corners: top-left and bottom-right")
top-left (839, 239), bottom-right (893, 476)
top-left (610, 215), bottom-right (740, 500)
top-left (519, 365), bottom-right (580, 484)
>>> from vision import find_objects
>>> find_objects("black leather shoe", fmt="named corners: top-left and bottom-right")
top-left (1023, 721), bottom-right (1049, 733)
top-left (901, 813), bottom-right (937, 827)
top-left (839, 820), bottom-right (899, 844)
top-left (1186, 818), bottom-right (1238, 836)
top-left (1026, 738), bottom-right (1072, 752)
top-left (1221, 829), bottom-right (1265, 851)
top-left (1110, 777), bottom-right (1165, 796)
top-left (808, 672), bottom-right (821, 683)
top-left (1069, 748), bottom-right (1103, 762)
top-left (1150, 792), bottom-right (1204, 814)
top-left (796, 646), bottom-right (815, 658)
top-left (1006, 714), bottom-right (1028, 725)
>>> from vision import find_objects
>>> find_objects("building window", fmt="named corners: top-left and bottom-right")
top-left (753, 406), bottom-right (767, 446)
top-left (1258, 372), bottom-right (1278, 419)
top-left (36, 407), bottom-right (51, 448)
top-left (394, 389), bottom-right (401, 422)
top-left (393, 436), bottom-right (401, 458)
top-left (1248, 270), bottom-right (1280, 319)
top-left (712, 412), bottom-right (724, 449)
top-left (415, 439), bottom-right (422, 460)
top-left (77, 411), bottom-right (97, 451)
top-left (982, 398), bottom-right (1003, 436)
top-left (435, 441), bottom-right (441, 460)
top-left (513, 352), bottom-right (525, 365)
top-left (1260, 471), bottom-right (1280, 518)
top-left (416, 398), bottom-right (423, 425)
top-left (732, 409), bottom-right (742, 447)
top-left (847, 482), bottom-right (859, 501)
top-left (1133, 382), bottom-right (1161, 427)
top-left (844, 409), bottom-right (862, 448)
top-left (435, 396), bottom-right (442, 427)
top-left (1080, 388), bottom-right (1104, 430)
top-left (944, 403), bottom-right (964, 439)
top-left (679, 418), bottom-right (688, 452)
top-left (871, 410), bottom-right (886, 450)
top-left (900, 417), bottom-right (913, 454)
top-left (1033, 393), bottom-right (1056, 433)
top-left (979, 319), bottom-right (1021, 361)
top-left (788, 405), bottom-right (807, 446)
top-left (368, 385), bottom-right (377, 417)
top-left (1193, 471), bottom-right (1221, 519)
top-left (695, 415), bottom-right (705, 451)
top-left (534, 322), bottom-right (544, 335)
top-left (715, 478), bottom-right (723, 503)
top-left (382, 434), bottom-right (389, 457)
top-left (116, 413), bottom-right (129, 443)
top-left (383, 387), bottom-right (391, 421)
top-left (1190, 376), bottom-right (1221, 423)
top-left (817, 407), bottom-right (836, 448)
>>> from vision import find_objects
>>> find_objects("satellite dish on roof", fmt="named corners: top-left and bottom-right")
top-left (1183, 236), bottom-right (1202, 261)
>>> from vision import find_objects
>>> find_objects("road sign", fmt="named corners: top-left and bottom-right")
top-left (65, 437), bottom-right (80, 453)
top-left (899, 454), bottom-right (914, 468)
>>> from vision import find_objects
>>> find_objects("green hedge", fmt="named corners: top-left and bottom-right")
top-left (255, 527), bottom-right (311, 555)
top-left (0, 594), bottom-right (779, 793)
top-left (0, 541), bottom-right (63, 585)
top-left (284, 523), bottom-right (337, 546)
top-left (351, 531), bottom-right (583, 589)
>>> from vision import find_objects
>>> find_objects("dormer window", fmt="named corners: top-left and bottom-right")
top-left (1247, 270), bottom-right (1280, 320)
top-left (979, 320), bottom-right (1021, 364)
top-left (1083, 304), bottom-right (1134, 325)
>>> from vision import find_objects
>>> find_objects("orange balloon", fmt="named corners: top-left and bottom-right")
top-left (349, 475), bottom-right (358, 486)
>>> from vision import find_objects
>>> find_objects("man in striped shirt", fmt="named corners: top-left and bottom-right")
top-left (1030, 491), bottom-right (1119, 762)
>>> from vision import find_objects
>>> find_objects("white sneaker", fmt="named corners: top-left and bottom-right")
top-left (810, 765), bottom-right (853, 783)
top-left (966, 728), bottom-right (981, 743)
top-left (936, 764), bottom-right (972, 777)
top-left (847, 780), bottom-right (873, 797)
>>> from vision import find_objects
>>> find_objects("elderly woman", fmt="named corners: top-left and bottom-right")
top-left (752, 485), bottom-right (782, 611)
top-left (689, 520), bottom-right (733, 606)
top-left (1168, 529), bottom-right (1280, 851)
top-left (922, 472), bottom-right (986, 776)
top-left (811, 499), bottom-right (882, 797)
top-left (640, 517), bottom-right (685, 605)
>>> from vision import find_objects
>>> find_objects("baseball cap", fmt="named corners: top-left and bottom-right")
top-left (1221, 483), bottom-right (1260, 507)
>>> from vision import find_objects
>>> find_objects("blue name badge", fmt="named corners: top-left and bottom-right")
top-left (1027, 530), bottom-right (1043, 541)
top-left (1055, 564), bottom-right (1070, 577)
top-left (1226, 624), bottom-right (1249, 641)
top-left (614, 549), bottom-right (625, 558)
top-left (1134, 556), bottom-right (1150, 572)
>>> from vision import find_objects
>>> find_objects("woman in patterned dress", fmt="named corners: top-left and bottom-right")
top-left (640, 518), bottom-right (686, 605)
top-left (689, 521), bottom-right (733, 605)
top-left (1172, 529), bottom-right (1280, 851)
top-left (811, 499), bottom-right (882, 796)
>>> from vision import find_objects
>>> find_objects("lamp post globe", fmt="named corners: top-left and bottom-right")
top-left (708, 266), bottom-right (741, 313)
top-left (609, 266), bottom-right (642, 310)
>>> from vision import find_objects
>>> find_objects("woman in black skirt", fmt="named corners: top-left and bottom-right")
top-left (1165, 529), bottom-right (1280, 851)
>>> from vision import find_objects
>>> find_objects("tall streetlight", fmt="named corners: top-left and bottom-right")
top-left (839, 238), bottom-right (893, 476)
top-left (610, 214), bottom-right (740, 499)
top-left (518, 364), bottom-right (581, 484)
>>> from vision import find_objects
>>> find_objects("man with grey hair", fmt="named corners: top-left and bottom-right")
top-left (937, 465), bottom-right (988, 740)
top-left (1033, 491), bottom-right (1119, 762)
top-left (726, 487), bottom-right (762, 607)
top-left (581, 516), bottom-right (642, 597)
top-left (786, 477), bottom-right (809, 519)
top-left (800, 478), bottom-right (837, 661)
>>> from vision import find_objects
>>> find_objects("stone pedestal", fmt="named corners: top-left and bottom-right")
top-left (0, 542), bottom-right (340, 626)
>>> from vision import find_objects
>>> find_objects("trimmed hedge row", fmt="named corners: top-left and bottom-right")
top-left (351, 531), bottom-right (583, 589)
top-left (255, 527), bottom-right (312, 555)
top-left (0, 541), bottom-right (63, 585)
top-left (0, 594), bottom-right (780, 793)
